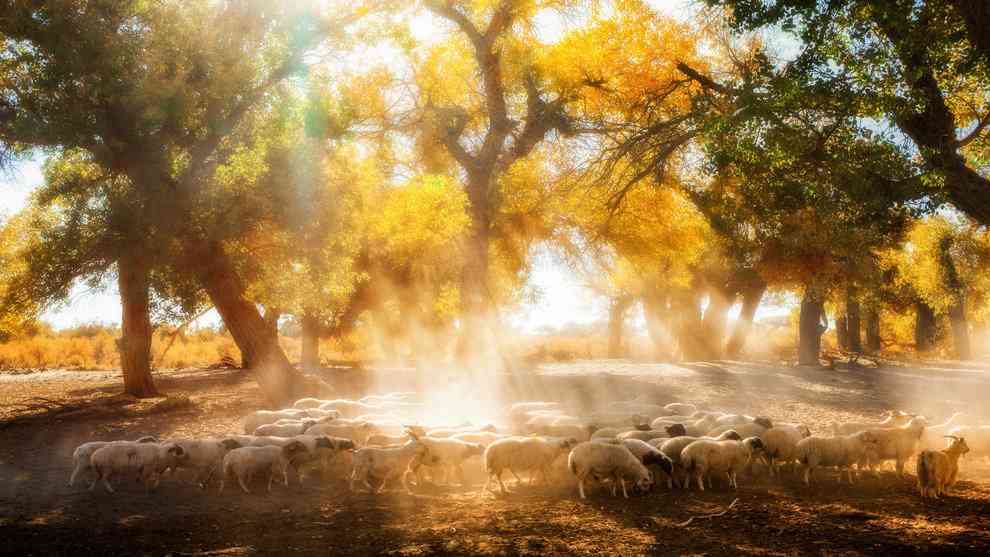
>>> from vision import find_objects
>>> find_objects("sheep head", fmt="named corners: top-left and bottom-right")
top-left (282, 440), bottom-right (308, 457)
top-left (944, 435), bottom-right (970, 455)
top-left (720, 430), bottom-right (742, 441)
top-left (743, 437), bottom-right (765, 455)
top-left (753, 416), bottom-right (773, 429)
top-left (642, 452), bottom-right (674, 476)
top-left (665, 423), bottom-right (687, 438)
top-left (220, 438), bottom-right (242, 451)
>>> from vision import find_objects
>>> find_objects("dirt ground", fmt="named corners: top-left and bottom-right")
top-left (2, 359), bottom-right (990, 556)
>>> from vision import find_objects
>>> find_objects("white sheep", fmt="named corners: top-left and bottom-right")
top-left (219, 440), bottom-right (309, 494)
top-left (450, 431), bottom-right (510, 447)
top-left (484, 436), bottom-right (578, 494)
top-left (681, 437), bottom-right (765, 491)
top-left (243, 409), bottom-right (311, 434)
top-left (617, 428), bottom-right (669, 442)
top-left (795, 431), bottom-right (877, 485)
top-left (656, 430), bottom-right (744, 488)
top-left (918, 436), bottom-right (970, 499)
top-left (90, 442), bottom-right (187, 493)
top-left (863, 418), bottom-right (927, 477)
top-left (68, 436), bottom-right (158, 487)
top-left (426, 424), bottom-right (497, 438)
top-left (349, 436), bottom-right (431, 494)
top-left (664, 403), bottom-right (698, 416)
top-left (408, 437), bottom-right (485, 486)
top-left (293, 397), bottom-right (329, 409)
top-left (595, 438), bottom-right (676, 489)
top-left (567, 441), bottom-right (653, 499)
top-left (168, 438), bottom-right (243, 488)
top-left (830, 410), bottom-right (914, 436)
top-left (253, 419), bottom-right (318, 438)
top-left (706, 416), bottom-right (773, 439)
top-left (305, 421), bottom-right (379, 446)
top-left (712, 414), bottom-right (753, 427)
top-left (759, 424), bottom-right (812, 477)
top-left (235, 434), bottom-right (353, 481)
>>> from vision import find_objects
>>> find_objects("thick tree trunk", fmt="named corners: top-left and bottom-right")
top-left (700, 287), bottom-right (731, 359)
top-left (725, 283), bottom-right (765, 358)
top-left (244, 306), bottom-right (280, 368)
top-left (865, 305), bottom-right (882, 354)
top-left (182, 239), bottom-right (327, 406)
top-left (301, 313), bottom-right (321, 369)
top-left (642, 293), bottom-right (673, 360)
top-left (835, 315), bottom-right (849, 352)
top-left (846, 286), bottom-right (862, 353)
top-left (798, 290), bottom-right (826, 366)
top-left (951, 1), bottom-right (990, 69)
top-left (607, 296), bottom-right (632, 358)
top-left (118, 252), bottom-right (159, 398)
top-left (914, 301), bottom-right (937, 353)
top-left (672, 289), bottom-right (707, 361)
top-left (874, 16), bottom-right (990, 226)
top-left (948, 300), bottom-right (972, 360)
top-left (455, 204), bottom-right (498, 366)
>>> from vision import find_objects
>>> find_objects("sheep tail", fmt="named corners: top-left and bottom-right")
top-left (682, 452), bottom-right (695, 474)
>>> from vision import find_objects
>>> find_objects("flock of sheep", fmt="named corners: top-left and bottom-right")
top-left (67, 392), bottom-right (990, 501)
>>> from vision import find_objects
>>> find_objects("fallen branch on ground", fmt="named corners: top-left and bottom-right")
top-left (675, 497), bottom-right (740, 527)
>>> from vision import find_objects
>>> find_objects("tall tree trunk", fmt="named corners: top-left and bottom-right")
top-left (700, 287), bottom-right (731, 359)
top-left (951, 1), bottom-right (990, 70)
top-left (865, 304), bottom-right (882, 354)
top-left (914, 300), bottom-right (937, 353)
top-left (456, 197), bottom-right (497, 366)
top-left (874, 15), bottom-right (990, 226)
top-left (607, 296), bottom-right (632, 358)
top-left (948, 299), bottom-right (972, 360)
top-left (118, 252), bottom-right (159, 398)
top-left (835, 315), bottom-right (849, 352)
top-left (301, 313), bottom-right (321, 369)
top-left (798, 290), bottom-right (826, 366)
top-left (244, 306), bottom-right (280, 368)
top-left (182, 239), bottom-right (327, 406)
top-left (725, 283), bottom-right (765, 358)
top-left (672, 289), bottom-right (706, 361)
top-left (846, 286), bottom-right (862, 353)
top-left (642, 293), bottom-right (672, 360)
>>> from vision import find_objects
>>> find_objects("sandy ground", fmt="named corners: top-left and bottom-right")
top-left (1, 359), bottom-right (990, 556)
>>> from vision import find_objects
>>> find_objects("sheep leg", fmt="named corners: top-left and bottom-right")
top-left (695, 473), bottom-right (705, 492)
top-left (103, 471), bottom-right (115, 494)
top-left (802, 466), bottom-right (811, 486)
top-left (376, 475), bottom-right (390, 494)
top-left (456, 465), bottom-right (466, 487)
top-left (577, 475), bottom-right (587, 499)
top-left (496, 471), bottom-right (509, 495)
top-left (895, 459), bottom-right (905, 479)
top-left (509, 468), bottom-right (524, 486)
top-left (364, 474), bottom-right (379, 493)
top-left (69, 463), bottom-right (83, 487)
top-left (237, 471), bottom-right (251, 494)
top-left (619, 477), bottom-right (629, 499)
top-left (401, 469), bottom-right (415, 495)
